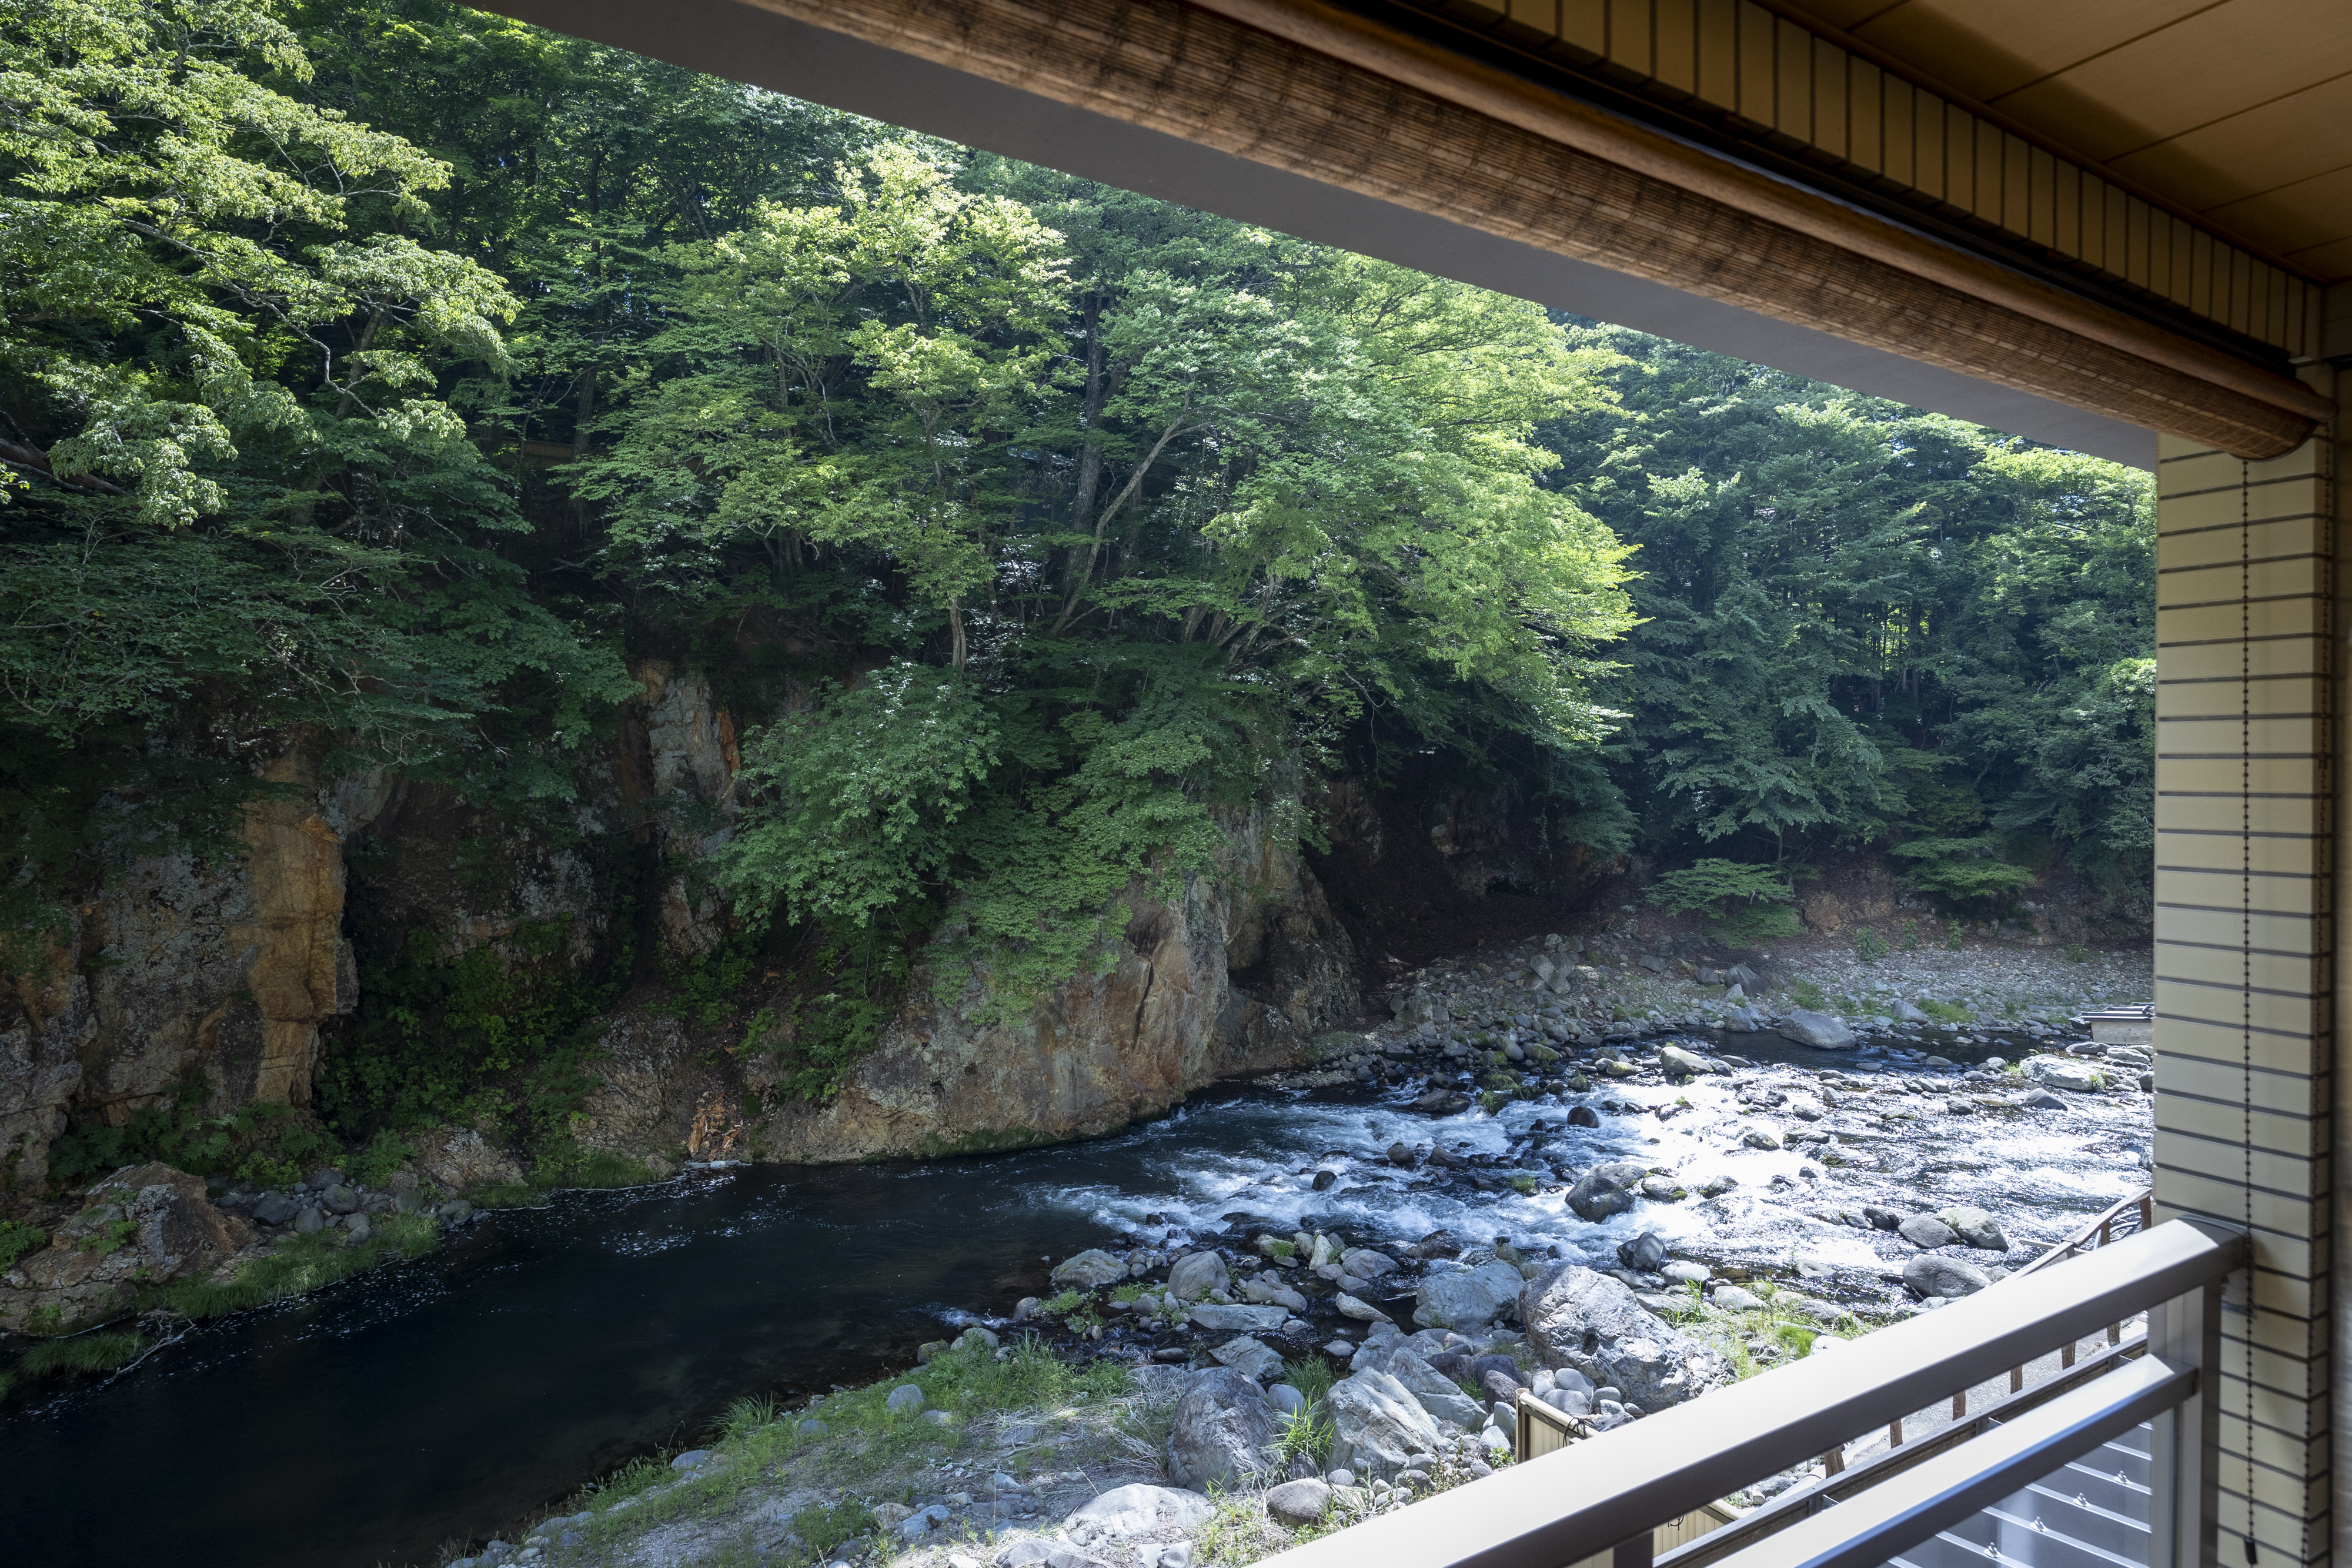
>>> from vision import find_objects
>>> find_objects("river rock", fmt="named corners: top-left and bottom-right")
top-left (1190, 1303), bottom-right (1287, 1332)
top-left (1414, 1260), bottom-right (1525, 1330)
top-left (1904, 1255), bottom-right (1993, 1299)
top-left (1863, 1205), bottom-right (1903, 1231)
top-left (1326, 1369), bottom-right (1446, 1481)
top-left (252, 1193), bottom-right (298, 1225)
top-left (2025, 1057), bottom-right (2106, 1092)
top-left (1341, 1248), bottom-right (1398, 1279)
top-left (1567, 1161), bottom-right (1647, 1222)
top-left (898, 1503), bottom-right (952, 1540)
top-left (1741, 1127), bottom-right (1783, 1151)
top-left (1616, 1231), bottom-right (1666, 1272)
top-left (1168, 1251), bottom-right (1230, 1300)
top-left (1312, 1170), bottom-right (1338, 1191)
top-left (1267, 1383), bottom-right (1306, 1416)
top-left (1712, 1285), bottom-right (1765, 1311)
top-left (1210, 1336), bottom-right (1285, 1381)
top-left (1053, 1250), bottom-right (1130, 1289)
top-left (886, 1384), bottom-right (927, 1415)
top-left (345, 1213), bottom-right (372, 1246)
top-left (1936, 1207), bottom-right (2008, 1251)
top-left (2020, 1088), bottom-right (2067, 1111)
top-left (998, 1542), bottom-right (1113, 1568)
top-left (1566, 1105), bottom-right (1601, 1128)
top-left (1165, 1368), bottom-right (1278, 1489)
top-left (1241, 1275), bottom-right (1308, 1310)
top-left (322, 1183), bottom-right (360, 1215)
top-left (1658, 1045), bottom-right (1713, 1078)
top-left (1334, 1292), bottom-right (1391, 1323)
top-left (1661, 1261), bottom-right (1710, 1285)
top-left (1519, 1265), bottom-right (1733, 1409)
top-left (1265, 1478), bottom-right (1334, 1525)
top-left (1065, 1483), bottom-right (1215, 1544)
top-left (1384, 1349), bottom-right (1485, 1429)
top-left (1897, 1215), bottom-right (1957, 1249)
top-left (1784, 1096), bottom-right (1825, 1122)
top-left (1778, 1011), bottom-right (1857, 1049)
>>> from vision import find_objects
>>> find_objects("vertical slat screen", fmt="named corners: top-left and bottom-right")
top-left (1416, 0), bottom-right (2324, 359)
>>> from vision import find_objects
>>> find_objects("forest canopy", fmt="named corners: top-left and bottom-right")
top-left (2, 0), bottom-right (2154, 1011)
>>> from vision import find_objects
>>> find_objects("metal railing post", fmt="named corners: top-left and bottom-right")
top-left (2147, 1243), bottom-right (2229, 1568)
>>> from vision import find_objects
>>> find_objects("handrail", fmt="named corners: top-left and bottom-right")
top-left (1252, 1219), bottom-right (2245, 1568)
top-left (2011, 1186), bottom-right (2154, 1283)
top-left (1668, 1336), bottom-right (2150, 1568)
top-left (1706, 1356), bottom-right (2197, 1568)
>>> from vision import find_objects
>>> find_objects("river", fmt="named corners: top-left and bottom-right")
top-left (0, 1035), bottom-right (2148, 1568)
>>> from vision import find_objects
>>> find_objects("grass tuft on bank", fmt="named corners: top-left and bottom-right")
top-left (18, 1330), bottom-right (144, 1378)
top-left (545, 1335), bottom-right (1135, 1563)
top-left (142, 1213), bottom-right (440, 1321)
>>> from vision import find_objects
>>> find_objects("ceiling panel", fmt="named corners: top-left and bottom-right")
top-left (1846, 0), bottom-right (2211, 103)
top-left (2109, 73), bottom-right (2352, 210)
top-left (2206, 163), bottom-right (2352, 255)
top-left (1990, 0), bottom-right (2352, 162)
top-left (2286, 235), bottom-right (2352, 278)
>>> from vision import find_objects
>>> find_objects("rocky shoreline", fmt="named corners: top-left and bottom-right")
top-left (432, 931), bottom-right (2152, 1568)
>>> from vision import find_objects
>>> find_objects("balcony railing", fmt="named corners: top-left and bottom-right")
top-left (1257, 1215), bottom-right (2242, 1568)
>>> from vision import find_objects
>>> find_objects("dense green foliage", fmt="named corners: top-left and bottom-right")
top-left (1, 0), bottom-right (2154, 1149)
top-left (1544, 330), bottom-right (2156, 894)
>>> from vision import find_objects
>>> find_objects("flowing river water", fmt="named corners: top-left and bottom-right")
top-left (0, 1033), bottom-right (2149, 1568)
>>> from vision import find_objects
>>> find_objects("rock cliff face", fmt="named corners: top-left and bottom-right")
top-left (2, 745), bottom-right (369, 1198)
top-left (570, 798), bottom-right (1362, 1167)
top-left (1, 660), bottom-right (1375, 1207)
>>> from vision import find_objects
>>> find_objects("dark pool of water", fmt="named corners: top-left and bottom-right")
top-left (0, 1136), bottom-right (1166, 1568)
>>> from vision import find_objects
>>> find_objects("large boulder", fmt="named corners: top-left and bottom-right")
top-left (1189, 1303), bottom-right (1288, 1333)
top-left (1659, 1046), bottom-right (1716, 1078)
top-left (1167, 1251), bottom-right (1230, 1300)
top-left (1414, 1260), bottom-right (1526, 1330)
top-left (1064, 1484), bottom-right (1215, 1547)
top-left (1938, 1207), bottom-right (2009, 1252)
top-left (1897, 1215), bottom-right (1957, 1249)
top-left (1383, 1349), bottom-right (1486, 1429)
top-left (1240, 1275), bottom-right (1308, 1311)
top-left (1777, 1011), bottom-right (1857, 1049)
top-left (1325, 1370), bottom-right (1446, 1481)
top-left (1566, 1161), bottom-right (1648, 1223)
top-left (2, 1162), bottom-right (250, 1334)
top-left (1209, 1336), bottom-right (1285, 1382)
top-left (1518, 1265), bottom-right (1733, 1410)
top-left (1265, 1478), bottom-right (1334, 1526)
top-left (1053, 1250), bottom-right (1131, 1289)
top-left (2024, 1057), bottom-right (2105, 1093)
top-left (1165, 1368), bottom-right (1278, 1489)
top-left (1903, 1256), bottom-right (1992, 1299)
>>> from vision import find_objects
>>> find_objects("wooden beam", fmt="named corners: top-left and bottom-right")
top-left (706, 0), bottom-right (2324, 458)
